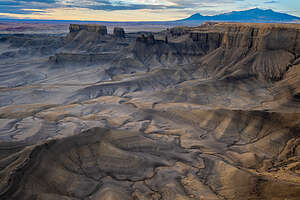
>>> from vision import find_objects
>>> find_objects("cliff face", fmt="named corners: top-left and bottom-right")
top-left (132, 32), bottom-right (208, 68)
top-left (65, 24), bottom-right (109, 49)
top-left (190, 31), bottom-right (222, 52)
top-left (164, 23), bottom-right (300, 53)
top-left (48, 53), bottom-right (116, 67)
top-left (132, 23), bottom-right (299, 81)
top-left (113, 27), bottom-right (125, 38)
top-left (69, 24), bottom-right (107, 33)
top-left (68, 24), bottom-right (107, 37)
top-left (191, 23), bottom-right (300, 81)
top-left (217, 23), bottom-right (300, 51)
top-left (148, 23), bottom-right (300, 81)
top-left (63, 23), bottom-right (300, 82)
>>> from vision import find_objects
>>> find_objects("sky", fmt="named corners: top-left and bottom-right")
top-left (0, 0), bottom-right (299, 21)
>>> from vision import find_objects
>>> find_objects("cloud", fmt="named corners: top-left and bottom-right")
top-left (54, 0), bottom-right (251, 13)
top-left (264, 0), bottom-right (279, 3)
top-left (20, 0), bottom-right (56, 3)
top-left (0, 0), bottom-right (172, 14)
top-left (60, 0), bottom-right (179, 11)
top-left (0, 0), bottom-right (58, 14)
top-left (0, 0), bottom-right (250, 14)
top-left (0, 8), bottom-right (46, 15)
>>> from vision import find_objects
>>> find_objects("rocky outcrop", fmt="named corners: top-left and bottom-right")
top-left (190, 31), bottom-right (223, 52)
top-left (213, 23), bottom-right (299, 81)
top-left (186, 23), bottom-right (300, 51)
top-left (65, 24), bottom-right (108, 49)
top-left (113, 27), bottom-right (125, 38)
top-left (168, 26), bottom-right (190, 37)
top-left (69, 24), bottom-right (107, 36)
top-left (60, 23), bottom-right (300, 81)
top-left (132, 32), bottom-right (208, 67)
top-left (49, 53), bottom-right (116, 67)
top-left (189, 23), bottom-right (300, 52)
top-left (63, 24), bottom-right (132, 52)
top-left (136, 34), bottom-right (156, 45)
top-left (219, 23), bottom-right (300, 51)
top-left (170, 23), bottom-right (300, 81)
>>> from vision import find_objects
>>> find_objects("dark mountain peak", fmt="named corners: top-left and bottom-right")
top-left (182, 8), bottom-right (300, 22)
top-left (191, 13), bottom-right (203, 17)
top-left (184, 13), bottom-right (205, 20)
top-left (246, 8), bottom-right (275, 13)
top-left (249, 7), bottom-right (264, 11)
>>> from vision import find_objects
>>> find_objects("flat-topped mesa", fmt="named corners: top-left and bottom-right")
top-left (66, 24), bottom-right (108, 44)
top-left (69, 24), bottom-right (107, 35)
top-left (113, 27), bottom-right (125, 38)
top-left (168, 26), bottom-right (191, 37)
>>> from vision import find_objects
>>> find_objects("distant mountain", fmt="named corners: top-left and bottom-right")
top-left (182, 8), bottom-right (300, 22)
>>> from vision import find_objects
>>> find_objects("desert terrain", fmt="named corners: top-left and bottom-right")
top-left (0, 22), bottom-right (300, 200)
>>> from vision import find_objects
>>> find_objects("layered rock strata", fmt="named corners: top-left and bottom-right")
top-left (1, 22), bottom-right (300, 200)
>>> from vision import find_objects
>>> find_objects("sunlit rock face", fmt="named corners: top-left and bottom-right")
top-left (68, 24), bottom-right (108, 37)
top-left (65, 24), bottom-right (109, 50)
top-left (0, 22), bottom-right (300, 200)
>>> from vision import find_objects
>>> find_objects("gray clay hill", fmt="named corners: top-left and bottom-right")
top-left (0, 22), bottom-right (300, 200)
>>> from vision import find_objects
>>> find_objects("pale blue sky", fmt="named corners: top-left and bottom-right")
top-left (0, 0), bottom-right (299, 21)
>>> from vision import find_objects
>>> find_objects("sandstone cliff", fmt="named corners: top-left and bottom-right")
top-left (65, 24), bottom-right (109, 49)
top-left (188, 23), bottom-right (300, 81)
top-left (132, 23), bottom-right (300, 82)
top-left (67, 24), bottom-right (107, 39)
top-left (113, 27), bottom-right (125, 38)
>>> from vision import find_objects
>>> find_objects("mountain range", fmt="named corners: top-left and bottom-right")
top-left (181, 8), bottom-right (300, 22)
